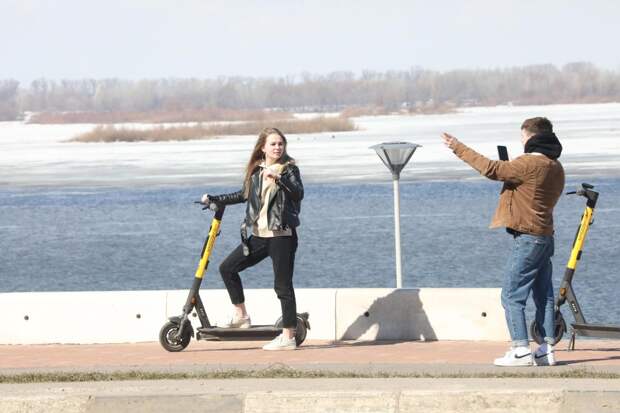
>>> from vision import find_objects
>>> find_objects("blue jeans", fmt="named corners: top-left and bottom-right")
top-left (501, 233), bottom-right (555, 347)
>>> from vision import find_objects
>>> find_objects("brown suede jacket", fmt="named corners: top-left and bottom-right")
top-left (452, 141), bottom-right (565, 236)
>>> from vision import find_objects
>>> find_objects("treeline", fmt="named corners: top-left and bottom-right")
top-left (1, 62), bottom-right (619, 121)
top-left (0, 80), bottom-right (19, 121)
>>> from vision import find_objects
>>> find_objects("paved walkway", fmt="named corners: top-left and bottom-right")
top-left (2, 339), bottom-right (620, 375)
top-left (2, 340), bottom-right (620, 412)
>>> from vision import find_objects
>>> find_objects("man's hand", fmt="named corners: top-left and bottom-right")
top-left (200, 193), bottom-right (210, 204)
top-left (441, 132), bottom-right (460, 150)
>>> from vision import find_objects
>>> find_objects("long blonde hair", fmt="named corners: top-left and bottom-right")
top-left (243, 127), bottom-right (294, 197)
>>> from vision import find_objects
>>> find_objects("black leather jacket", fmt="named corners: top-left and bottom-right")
top-left (210, 164), bottom-right (303, 252)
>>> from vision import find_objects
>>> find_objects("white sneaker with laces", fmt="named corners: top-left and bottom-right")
top-left (226, 315), bottom-right (251, 329)
top-left (493, 346), bottom-right (533, 367)
top-left (262, 334), bottom-right (296, 351)
top-left (534, 343), bottom-right (555, 366)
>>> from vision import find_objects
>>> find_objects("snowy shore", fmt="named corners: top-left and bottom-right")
top-left (1, 103), bottom-right (619, 188)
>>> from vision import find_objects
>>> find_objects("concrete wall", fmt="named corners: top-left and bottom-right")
top-left (0, 288), bottom-right (509, 344)
top-left (335, 288), bottom-right (508, 341)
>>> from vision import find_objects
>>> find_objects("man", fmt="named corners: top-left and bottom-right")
top-left (442, 117), bottom-right (564, 366)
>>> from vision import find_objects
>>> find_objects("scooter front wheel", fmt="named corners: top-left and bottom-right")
top-left (529, 311), bottom-right (566, 345)
top-left (159, 321), bottom-right (192, 352)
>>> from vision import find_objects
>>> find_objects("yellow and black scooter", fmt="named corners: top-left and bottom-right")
top-left (530, 183), bottom-right (620, 350)
top-left (159, 200), bottom-right (310, 352)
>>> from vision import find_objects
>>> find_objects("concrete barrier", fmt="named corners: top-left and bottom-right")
top-left (335, 288), bottom-right (508, 341)
top-left (1, 291), bottom-right (167, 344)
top-left (0, 288), bottom-right (509, 344)
top-left (418, 288), bottom-right (508, 341)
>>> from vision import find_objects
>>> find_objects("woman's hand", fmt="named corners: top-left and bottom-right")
top-left (201, 193), bottom-right (210, 204)
top-left (263, 169), bottom-right (281, 182)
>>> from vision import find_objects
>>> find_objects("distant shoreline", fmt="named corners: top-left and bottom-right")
top-left (27, 108), bottom-right (293, 124)
top-left (25, 104), bottom-right (458, 126)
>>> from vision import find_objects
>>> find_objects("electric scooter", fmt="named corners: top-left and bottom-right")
top-left (159, 200), bottom-right (310, 352)
top-left (530, 183), bottom-right (620, 350)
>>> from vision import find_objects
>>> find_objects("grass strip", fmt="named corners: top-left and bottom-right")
top-left (1, 367), bottom-right (618, 384)
top-left (69, 117), bottom-right (355, 142)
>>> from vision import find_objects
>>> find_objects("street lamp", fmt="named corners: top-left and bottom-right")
top-left (370, 142), bottom-right (421, 288)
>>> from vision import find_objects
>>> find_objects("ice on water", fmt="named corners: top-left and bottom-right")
top-left (1, 103), bottom-right (620, 187)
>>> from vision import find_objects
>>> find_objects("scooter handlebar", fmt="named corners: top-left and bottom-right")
top-left (566, 183), bottom-right (595, 196)
top-left (194, 201), bottom-right (220, 212)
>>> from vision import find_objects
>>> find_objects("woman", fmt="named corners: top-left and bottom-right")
top-left (202, 127), bottom-right (304, 351)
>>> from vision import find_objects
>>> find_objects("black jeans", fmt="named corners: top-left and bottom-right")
top-left (219, 231), bottom-right (298, 328)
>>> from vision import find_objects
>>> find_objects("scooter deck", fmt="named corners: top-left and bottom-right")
top-left (196, 325), bottom-right (281, 341)
top-left (572, 323), bottom-right (620, 339)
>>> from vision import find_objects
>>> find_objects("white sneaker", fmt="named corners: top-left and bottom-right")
top-left (262, 334), bottom-right (296, 351)
top-left (534, 343), bottom-right (556, 366)
top-left (225, 315), bottom-right (251, 329)
top-left (493, 346), bottom-right (533, 367)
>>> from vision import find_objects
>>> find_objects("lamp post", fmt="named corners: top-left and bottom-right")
top-left (370, 142), bottom-right (421, 288)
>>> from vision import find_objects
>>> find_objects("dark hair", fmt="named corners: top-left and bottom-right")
top-left (242, 127), bottom-right (294, 197)
top-left (521, 117), bottom-right (553, 134)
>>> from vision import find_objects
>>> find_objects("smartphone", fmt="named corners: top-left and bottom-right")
top-left (497, 145), bottom-right (509, 161)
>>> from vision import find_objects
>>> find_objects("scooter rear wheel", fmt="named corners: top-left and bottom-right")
top-left (275, 315), bottom-right (308, 346)
top-left (530, 311), bottom-right (566, 345)
top-left (159, 321), bottom-right (192, 352)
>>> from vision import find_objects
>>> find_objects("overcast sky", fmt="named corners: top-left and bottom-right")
top-left (2, 0), bottom-right (619, 84)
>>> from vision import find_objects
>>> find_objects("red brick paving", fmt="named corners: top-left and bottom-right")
top-left (1, 340), bottom-right (620, 371)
